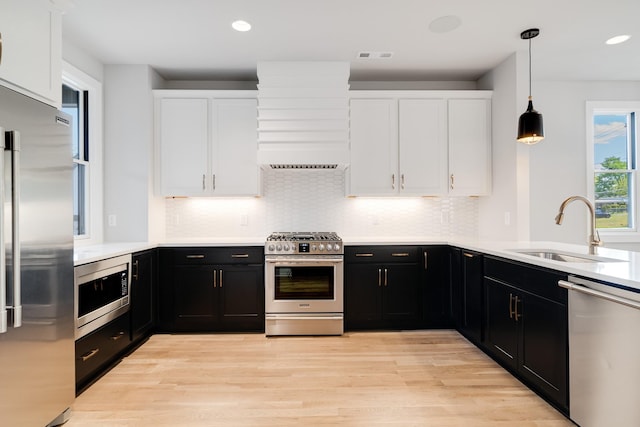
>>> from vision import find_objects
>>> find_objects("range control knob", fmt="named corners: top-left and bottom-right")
top-left (283, 244), bottom-right (290, 251)
top-left (268, 244), bottom-right (275, 252)
top-left (311, 245), bottom-right (317, 252)
top-left (319, 244), bottom-right (325, 251)
top-left (332, 244), bottom-right (340, 251)
top-left (276, 244), bottom-right (282, 251)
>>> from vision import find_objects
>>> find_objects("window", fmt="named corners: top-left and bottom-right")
top-left (587, 102), bottom-right (640, 238)
top-left (63, 83), bottom-right (89, 236)
top-left (63, 62), bottom-right (103, 244)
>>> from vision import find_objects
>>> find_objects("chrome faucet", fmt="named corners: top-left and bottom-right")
top-left (555, 196), bottom-right (602, 254)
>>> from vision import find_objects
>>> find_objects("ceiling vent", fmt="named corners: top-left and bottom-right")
top-left (257, 61), bottom-right (350, 169)
top-left (357, 51), bottom-right (394, 59)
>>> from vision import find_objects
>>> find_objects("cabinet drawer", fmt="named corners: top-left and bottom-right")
top-left (167, 247), bottom-right (264, 264)
top-left (484, 256), bottom-right (567, 304)
top-left (75, 312), bottom-right (131, 386)
top-left (345, 246), bottom-right (420, 263)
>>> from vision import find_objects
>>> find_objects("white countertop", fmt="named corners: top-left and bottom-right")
top-left (450, 239), bottom-right (640, 292)
top-left (73, 238), bottom-right (640, 291)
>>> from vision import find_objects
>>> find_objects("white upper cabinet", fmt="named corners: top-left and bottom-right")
top-left (348, 91), bottom-right (491, 197)
top-left (155, 91), bottom-right (260, 197)
top-left (0, 0), bottom-right (62, 107)
top-left (448, 98), bottom-right (492, 196)
top-left (158, 97), bottom-right (210, 196)
top-left (211, 98), bottom-right (259, 196)
top-left (399, 99), bottom-right (448, 195)
top-left (349, 98), bottom-right (398, 195)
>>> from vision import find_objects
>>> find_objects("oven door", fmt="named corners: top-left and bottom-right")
top-left (265, 256), bottom-right (343, 314)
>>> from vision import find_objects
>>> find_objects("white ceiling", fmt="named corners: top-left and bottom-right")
top-left (60, 0), bottom-right (640, 82)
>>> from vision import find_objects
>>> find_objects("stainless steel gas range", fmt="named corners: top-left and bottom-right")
top-left (264, 232), bottom-right (344, 336)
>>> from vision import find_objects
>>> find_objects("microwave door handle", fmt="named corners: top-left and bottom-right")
top-left (7, 131), bottom-right (20, 328)
top-left (0, 128), bottom-right (5, 333)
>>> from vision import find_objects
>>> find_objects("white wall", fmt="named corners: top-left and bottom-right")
top-left (103, 65), bottom-right (163, 242)
top-left (62, 37), bottom-right (104, 83)
top-left (477, 53), bottom-right (524, 241)
top-left (530, 80), bottom-right (640, 249)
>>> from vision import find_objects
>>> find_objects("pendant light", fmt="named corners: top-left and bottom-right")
top-left (517, 28), bottom-right (544, 144)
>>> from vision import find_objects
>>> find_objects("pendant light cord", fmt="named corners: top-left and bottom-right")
top-left (528, 38), bottom-right (532, 99)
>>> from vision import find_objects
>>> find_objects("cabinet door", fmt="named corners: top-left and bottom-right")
top-left (422, 246), bottom-right (452, 327)
top-left (345, 263), bottom-right (383, 329)
top-left (218, 264), bottom-right (264, 332)
top-left (0, 0), bottom-right (62, 106)
top-left (131, 250), bottom-right (156, 342)
top-left (519, 291), bottom-right (568, 410)
top-left (449, 248), bottom-right (463, 328)
top-left (484, 278), bottom-right (518, 370)
top-left (382, 264), bottom-right (420, 323)
top-left (157, 98), bottom-right (210, 196)
top-left (173, 265), bottom-right (218, 331)
top-left (448, 99), bottom-right (491, 196)
top-left (349, 98), bottom-right (398, 196)
top-left (460, 251), bottom-right (483, 344)
top-left (398, 99), bottom-right (448, 195)
top-left (211, 98), bottom-right (260, 196)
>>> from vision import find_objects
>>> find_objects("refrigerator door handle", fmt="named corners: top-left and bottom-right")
top-left (6, 131), bottom-right (20, 328)
top-left (0, 127), bottom-right (5, 333)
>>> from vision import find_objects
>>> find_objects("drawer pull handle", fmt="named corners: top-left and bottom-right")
top-left (378, 269), bottom-right (382, 287)
top-left (509, 293), bottom-right (515, 319)
top-left (186, 255), bottom-right (205, 259)
top-left (391, 253), bottom-right (410, 257)
top-left (355, 253), bottom-right (374, 257)
top-left (81, 348), bottom-right (100, 362)
top-left (133, 259), bottom-right (139, 280)
top-left (463, 252), bottom-right (474, 258)
top-left (110, 331), bottom-right (125, 341)
top-left (231, 254), bottom-right (249, 258)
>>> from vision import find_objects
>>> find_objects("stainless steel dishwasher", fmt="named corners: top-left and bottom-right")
top-left (559, 276), bottom-right (640, 427)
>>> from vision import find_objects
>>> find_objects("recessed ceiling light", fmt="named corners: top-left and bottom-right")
top-left (232, 20), bottom-right (251, 32)
top-left (428, 15), bottom-right (462, 34)
top-left (606, 35), bottom-right (631, 45)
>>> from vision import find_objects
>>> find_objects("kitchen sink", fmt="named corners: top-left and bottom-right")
top-left (511, 250), bottom-right (623, 263)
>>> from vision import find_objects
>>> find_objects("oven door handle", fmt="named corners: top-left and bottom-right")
top-left (265, 315), bottom-right (344, 321)
top-left (267, 257), bottom-right (344, 265)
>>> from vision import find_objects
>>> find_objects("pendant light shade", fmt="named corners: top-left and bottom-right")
top-left (517, 28), bottom-right (544, 144)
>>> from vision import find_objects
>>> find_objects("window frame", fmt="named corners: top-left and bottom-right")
top-left (586, 101), bottom-right (640, 242)
top-left (62, 61), bottom-right (103, 246)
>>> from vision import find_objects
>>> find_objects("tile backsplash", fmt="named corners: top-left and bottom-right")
top-left (165, 169), bottom-right (478, 240)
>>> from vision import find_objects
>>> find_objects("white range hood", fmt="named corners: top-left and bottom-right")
top-left (257, 61), bottom-right (350, 169)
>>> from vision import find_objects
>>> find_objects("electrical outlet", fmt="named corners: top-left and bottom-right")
top-left (504, 211), bottom-right (511, 226)
top-left (240, 214), bottom-right (248, 226)
top-left (108, 214), bottom-right (117, 227)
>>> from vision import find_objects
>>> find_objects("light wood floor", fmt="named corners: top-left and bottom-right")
top-left (66, 330), bottom-right (573, 426)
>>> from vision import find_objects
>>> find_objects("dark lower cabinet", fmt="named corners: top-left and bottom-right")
top-left (484, 256), bottom-right (568, 414)
top-left (450, 248), bottom-right (483, 345)
top-left (130, 249), bottom-right (156, 343)
top-left (422, 246), bottom-right (452, 327)
top-left (159, 247), bottom-right (264, 333)
top-left (345, 246), bottom-right (421, 330)
top-left (75, 312), bottom-right (131, 393)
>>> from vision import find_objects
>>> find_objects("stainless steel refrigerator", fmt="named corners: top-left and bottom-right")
top-left (0, 85), bottom-right (74, 426)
